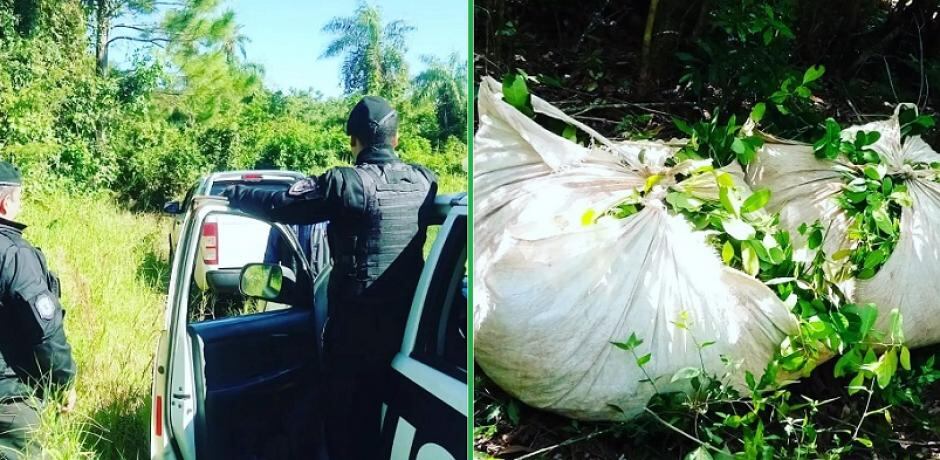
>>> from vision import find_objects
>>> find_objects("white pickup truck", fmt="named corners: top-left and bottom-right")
top-left (163, 171), bottom-right (310, 291)
top-left (151, 193), bottom-right (468, 459)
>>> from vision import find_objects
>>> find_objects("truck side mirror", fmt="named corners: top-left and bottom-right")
top-left (163, 201), bottom-right (182, 215)
top-left (239, 263), bottom-right (295, 303)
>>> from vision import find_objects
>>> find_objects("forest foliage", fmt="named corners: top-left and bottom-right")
top-left (0, 0), bottom-right (467, 210)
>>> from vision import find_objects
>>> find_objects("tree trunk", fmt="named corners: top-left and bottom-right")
top-left (95, 0), bottom-right (109, 75)
top-left (691, 0), bottom-right (710, 40)
top-left (638, 0), bottom-right (661, 96)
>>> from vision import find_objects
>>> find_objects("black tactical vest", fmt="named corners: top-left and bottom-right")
top-left (328, 162), bottom-right (433, 310)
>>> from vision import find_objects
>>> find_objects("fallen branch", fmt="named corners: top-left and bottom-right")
top-left (515, 427), bottom-right (618, 460)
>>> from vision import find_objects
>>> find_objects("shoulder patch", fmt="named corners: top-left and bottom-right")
top-left (35, 294), bottom-right (55, 321)
top-left (288, 178), bottom-right (318, 197)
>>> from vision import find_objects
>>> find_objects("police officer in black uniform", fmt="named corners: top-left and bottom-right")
top-left (223, 96), bottom-right (437, 459)
top-left (0, 162), bottom-right (77, 459)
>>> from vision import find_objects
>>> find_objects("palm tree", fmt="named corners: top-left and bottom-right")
top-left (321, 2), bottom-right (413, 98)
top-left (413, 53), bottom-right (468, 143)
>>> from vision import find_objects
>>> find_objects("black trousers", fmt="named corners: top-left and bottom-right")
top-left (325, 369), bottom-right (385, 459)
top-left (0, 400), bottom-right (39, 460)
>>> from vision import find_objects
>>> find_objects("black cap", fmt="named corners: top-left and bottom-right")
top-left (0, 161), bottom-right (22, 186)
top-left (345, 96), bottom-right (398, 146)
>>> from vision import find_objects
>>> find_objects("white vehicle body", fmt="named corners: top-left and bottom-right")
top-left (151, 193), bottom-right (468, 459)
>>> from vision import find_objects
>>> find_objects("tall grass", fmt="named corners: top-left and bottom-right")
top-left (19, 187), bottom-right (170, 459)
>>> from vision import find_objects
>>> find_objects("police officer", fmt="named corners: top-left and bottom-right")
top-left (223, 96), bottom-right (437, 459)
top-left (0, 162), bottom-right (77, 459)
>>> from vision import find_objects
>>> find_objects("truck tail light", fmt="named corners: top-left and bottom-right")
top-left (202, 220), bottom-right (218, 265)
top-left (154, 395), bottom-right (163, 437)
top-left (241, 174), bottom-right (262, 182)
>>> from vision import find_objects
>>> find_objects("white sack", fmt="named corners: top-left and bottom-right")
top-left (473, 77), bottom-right (799, 421)
top-left (745, 111), bottom-right (940, 348)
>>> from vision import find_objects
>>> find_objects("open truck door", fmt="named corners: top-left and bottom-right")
top-left (156, 198), bottom-right (325, 460)
top-left (380, 200), bottom-right (468, 459)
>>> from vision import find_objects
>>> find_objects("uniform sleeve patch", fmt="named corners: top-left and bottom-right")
top-left (35, 294), bottom-right (56, 321)
top-left (288, 178), bottom-right (318, 197)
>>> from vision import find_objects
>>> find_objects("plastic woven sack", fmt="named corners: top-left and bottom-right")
top-left (473, 77), bottom-right (799, 421)
top-left (745, 109), bottom-right (940, 348)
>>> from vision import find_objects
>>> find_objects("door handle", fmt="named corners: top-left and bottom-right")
top-left (172, 393), bottom-right (191, 400)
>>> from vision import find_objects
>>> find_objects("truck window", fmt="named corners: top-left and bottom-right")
top-left (187, 213), bottom-right (310, 323)
top-left (413, 214), bottom-right (468, 381)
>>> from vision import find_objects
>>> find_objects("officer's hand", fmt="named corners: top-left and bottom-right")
top-left (61, 387), bottom-right (77, 414)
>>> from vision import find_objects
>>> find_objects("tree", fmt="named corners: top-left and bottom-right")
top-left (321, 2), bottom-right (412, 98)
top-left (82, 0), bottom-right (163, 75)
top-left (160, 0), bottom-right (261, 123)
top-left (413, 53), bottom-right (467, 144)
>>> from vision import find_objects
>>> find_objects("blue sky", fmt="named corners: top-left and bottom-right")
top-left (110, 0), bottom-right (468, 97)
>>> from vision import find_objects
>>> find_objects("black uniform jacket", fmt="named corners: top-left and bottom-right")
top-left (0, 217), bottom-right (76, 400)
top-left (223, 147), bottom-right (438, 368)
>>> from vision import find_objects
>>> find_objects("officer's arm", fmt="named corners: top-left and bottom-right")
top-left (5, 246), bottom-right (77, 389)
top-left (415, 165), bottom-right (440, 226)
top-left (222, 171), bottom-right (344, 225)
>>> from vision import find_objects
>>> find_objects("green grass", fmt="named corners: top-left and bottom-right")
top-left (19, 187), bottom-right (171, 459)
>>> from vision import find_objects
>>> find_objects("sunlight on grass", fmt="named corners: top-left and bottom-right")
top-left (21, 188), bottom-right (170, 459)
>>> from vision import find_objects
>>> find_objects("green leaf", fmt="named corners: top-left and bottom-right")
top-left (674, 118), bottom-right (693, 135)
top-left (832, 248), bottom-right (852, 260)
top-left (872, 205), bottom-right (896, 236)
top-left (769, 91), bottom-right (788, 104)
top-left (742, 188), bottom-right (771, 213)
top-left (716, 172), bottom-right (735, 188)
top-left (802, 65), bottom-right (826, 84)
top-left (581, 208), bottom-right (596, 227)
top-left (807, 227), bottom-right (823, 250)
top-left (844, 304), bottom-right (879, 339)
top-left (723, 414), bottom-right (743, 428)
top-left (901, 346), bottom-right (911, 371)
top-left (636, 353), bottom-right (652, 367)
top-left (848, 372), bottom-right (865, 395)
top-left (834, 348), bottom-right (861, 377)
top-left (666, 192), bottom-right (703, 211)
top-left (612, 332), bottom-right (643, 352)
top-left (614, 204), bottom-right (640, 219)
top-left (685, 447), bottom-right (714, 460)
top-left (855, 437), bottom-right (873, 448)
top-left (750, 103), bottom-right (766, 123)
top-left (502, 73), bottom-right (530, 110)
top-left (742, 241), bottom-right (760, 276)
top-left (863, 248), bottom-right (886, 270)
top-left (562, 125), bottom-right (578, 142)
top-left (723, 218), bottom-right (756, 241)
top-left (644, 174), bottom-right (663, 192)
top-left (875, 348), bottom-right (898, 389)
top-left (863, 164), bottom-right (886, 181)
top-left (671, 367), bottom-right (702, 383)
top-left (731, 137), bottom-right (747, 154)
top-left (722, 240), bottom-right (735, 264)
top-left (507, 399), bottom-right (521, 425)
top-left (719, 186), bottom-right (741, 216)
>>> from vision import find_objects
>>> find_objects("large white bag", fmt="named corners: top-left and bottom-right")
top-left (473, 77), bottom-right (799, 421)
top-left (745, 112), bottom-right (940, 348)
